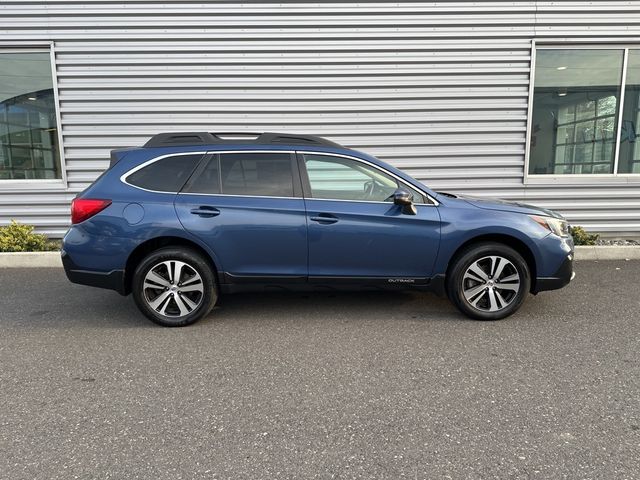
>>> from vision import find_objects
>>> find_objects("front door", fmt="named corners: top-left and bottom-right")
top-left (174, 151), bottom-right (307, 281)
top-left (301, 153), bottom-right (441, 281)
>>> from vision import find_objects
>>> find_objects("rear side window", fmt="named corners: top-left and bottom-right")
top-left (126, 154), bottom-right (202, 192)
top-left (183, 155), bottom-right (221, 194)
top-left (220, 152), bottom-right (294, 197)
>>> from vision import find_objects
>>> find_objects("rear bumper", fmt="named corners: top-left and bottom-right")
top-left (61, 249), bottom-right (126, 295)
top-left (533, 252), bottom-right (574, 293)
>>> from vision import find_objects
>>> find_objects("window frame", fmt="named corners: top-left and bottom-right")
top-left (525, 41), bottom-right (640, 184)
top-left (0, 42), bottom-right (67, 189)
top-left (297, 151), bottom-right (437, 206)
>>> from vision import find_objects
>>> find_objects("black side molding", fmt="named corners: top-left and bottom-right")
top-left (217, 272), bottom-right (448, 296)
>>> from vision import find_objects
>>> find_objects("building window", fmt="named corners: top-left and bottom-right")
top-left (619, 50), bottom-right (640, 174)
top-left (529, 49), bottom-right (624, 175)
top-left (0, 50), bottom-right (62, 180)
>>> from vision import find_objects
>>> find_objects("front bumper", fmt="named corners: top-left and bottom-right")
top-left (533, 251), bottom-right (574, 293)
top-left (61, 249), bottom-right (126, 295)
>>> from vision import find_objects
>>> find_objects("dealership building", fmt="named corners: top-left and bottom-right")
top-left (1, 1), bottom-right (640, 237)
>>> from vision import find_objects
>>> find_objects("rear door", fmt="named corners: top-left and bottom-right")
top-left (300, 152), bottom-right (441, 281)
top-left (174, 151), bottom-right (308, 282)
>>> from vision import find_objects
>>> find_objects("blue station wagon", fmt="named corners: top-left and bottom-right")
top-left (62, 132), bottom-right (574, 327)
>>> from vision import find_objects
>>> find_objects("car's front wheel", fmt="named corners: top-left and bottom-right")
top-left (447, 242), bottom-right (531, 320)
top-left (132, 247), bottom-right (217, 327)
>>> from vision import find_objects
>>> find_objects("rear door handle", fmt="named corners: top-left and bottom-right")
top-left (190, 206), bottom-right (220, 218)
top-left (310, 213), bottom-right (338, 224)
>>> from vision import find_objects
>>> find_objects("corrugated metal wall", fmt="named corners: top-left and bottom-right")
top-left (1, 1), bottom-right (640, 237)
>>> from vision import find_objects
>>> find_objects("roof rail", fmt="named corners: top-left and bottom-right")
top-left (143, 132), bottom-right (343, 149)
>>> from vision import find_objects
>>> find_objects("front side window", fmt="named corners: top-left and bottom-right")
top-left (220, 152), bottom-right (295, 197)
top-left (127, 154), bottom-right (202, 192)
top-left (0, 50), bottom-right (62, 180)
top-left (304, 154), bottom-right (425, 202)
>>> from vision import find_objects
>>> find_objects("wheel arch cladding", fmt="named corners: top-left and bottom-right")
top-left (445, 234), bottom-right (537, 292)
top-left (124, 236), bottom-right (219, 295)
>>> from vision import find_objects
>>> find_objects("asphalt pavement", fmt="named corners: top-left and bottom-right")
top-left (0, 261), bottom-right (639, 479)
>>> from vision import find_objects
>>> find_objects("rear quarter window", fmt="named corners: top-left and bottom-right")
top-left (126, 154), bottom-right (203, 192)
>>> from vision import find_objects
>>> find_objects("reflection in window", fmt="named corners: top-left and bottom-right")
top-left (304, 154), bottom-right (424, 202)
top-left (529, 49), bottom-right (623, 175)
top-left (0, 51), bottom-right (61, 180)
top-left (220, 152), bottom-right (294, 197)
top-left (619, 50), bottom-right (640, 174)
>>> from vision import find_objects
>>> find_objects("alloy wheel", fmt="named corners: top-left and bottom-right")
top-left (461, 255), bottom-right (521, 312)
top-left (142, 260), bottom-right (204, 317)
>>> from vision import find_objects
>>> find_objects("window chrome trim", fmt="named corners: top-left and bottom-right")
top-left (178, 192), bottom-right (302, 200)
top-left (178, 192), bottom-right (436, 207)
top-left (121, 148), bottom-right (439, 205)
top-left (303, 197), bottom-right (433, 207)
top-left (298, 150), bottom-right (439, 206)
top-left (120, 151), bottom-right (208, 193)
top-left (122, 149), bottom-right (300, 196)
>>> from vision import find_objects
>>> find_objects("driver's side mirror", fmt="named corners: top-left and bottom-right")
top-left (393, 189), bottom-right (417, 215)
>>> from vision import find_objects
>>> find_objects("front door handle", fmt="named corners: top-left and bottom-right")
top-left (310, 213), bottom-right (338, 224)
top-left (190, 206), bottom-right (220, 218)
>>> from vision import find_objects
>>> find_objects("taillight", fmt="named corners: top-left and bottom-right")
top-left (71, 198), bottom-right (111, 224)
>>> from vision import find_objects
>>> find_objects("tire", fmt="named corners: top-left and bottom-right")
top-left (446, 242), bottom-right (530, 321)
top-left (132, 247), bottom-right (217, 327)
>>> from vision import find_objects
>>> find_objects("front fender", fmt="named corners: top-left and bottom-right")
top-left (433, 206), bottom-right (549, 277)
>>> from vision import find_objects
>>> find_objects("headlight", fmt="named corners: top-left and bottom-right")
top-left (529, 215), bottom-right (570, 237)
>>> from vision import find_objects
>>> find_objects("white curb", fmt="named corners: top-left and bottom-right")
top-left (0, 246), bottom-right (638, 268)
top-left (0, 251), bottom-right (62, 268)
top-left (573, 245), bottom-right (640, 261)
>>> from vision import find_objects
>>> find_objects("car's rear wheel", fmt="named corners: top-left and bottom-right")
top-left (132, 247), bottom-right (217, 327)
top-left (447, 242), bottom-right (530, 320)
